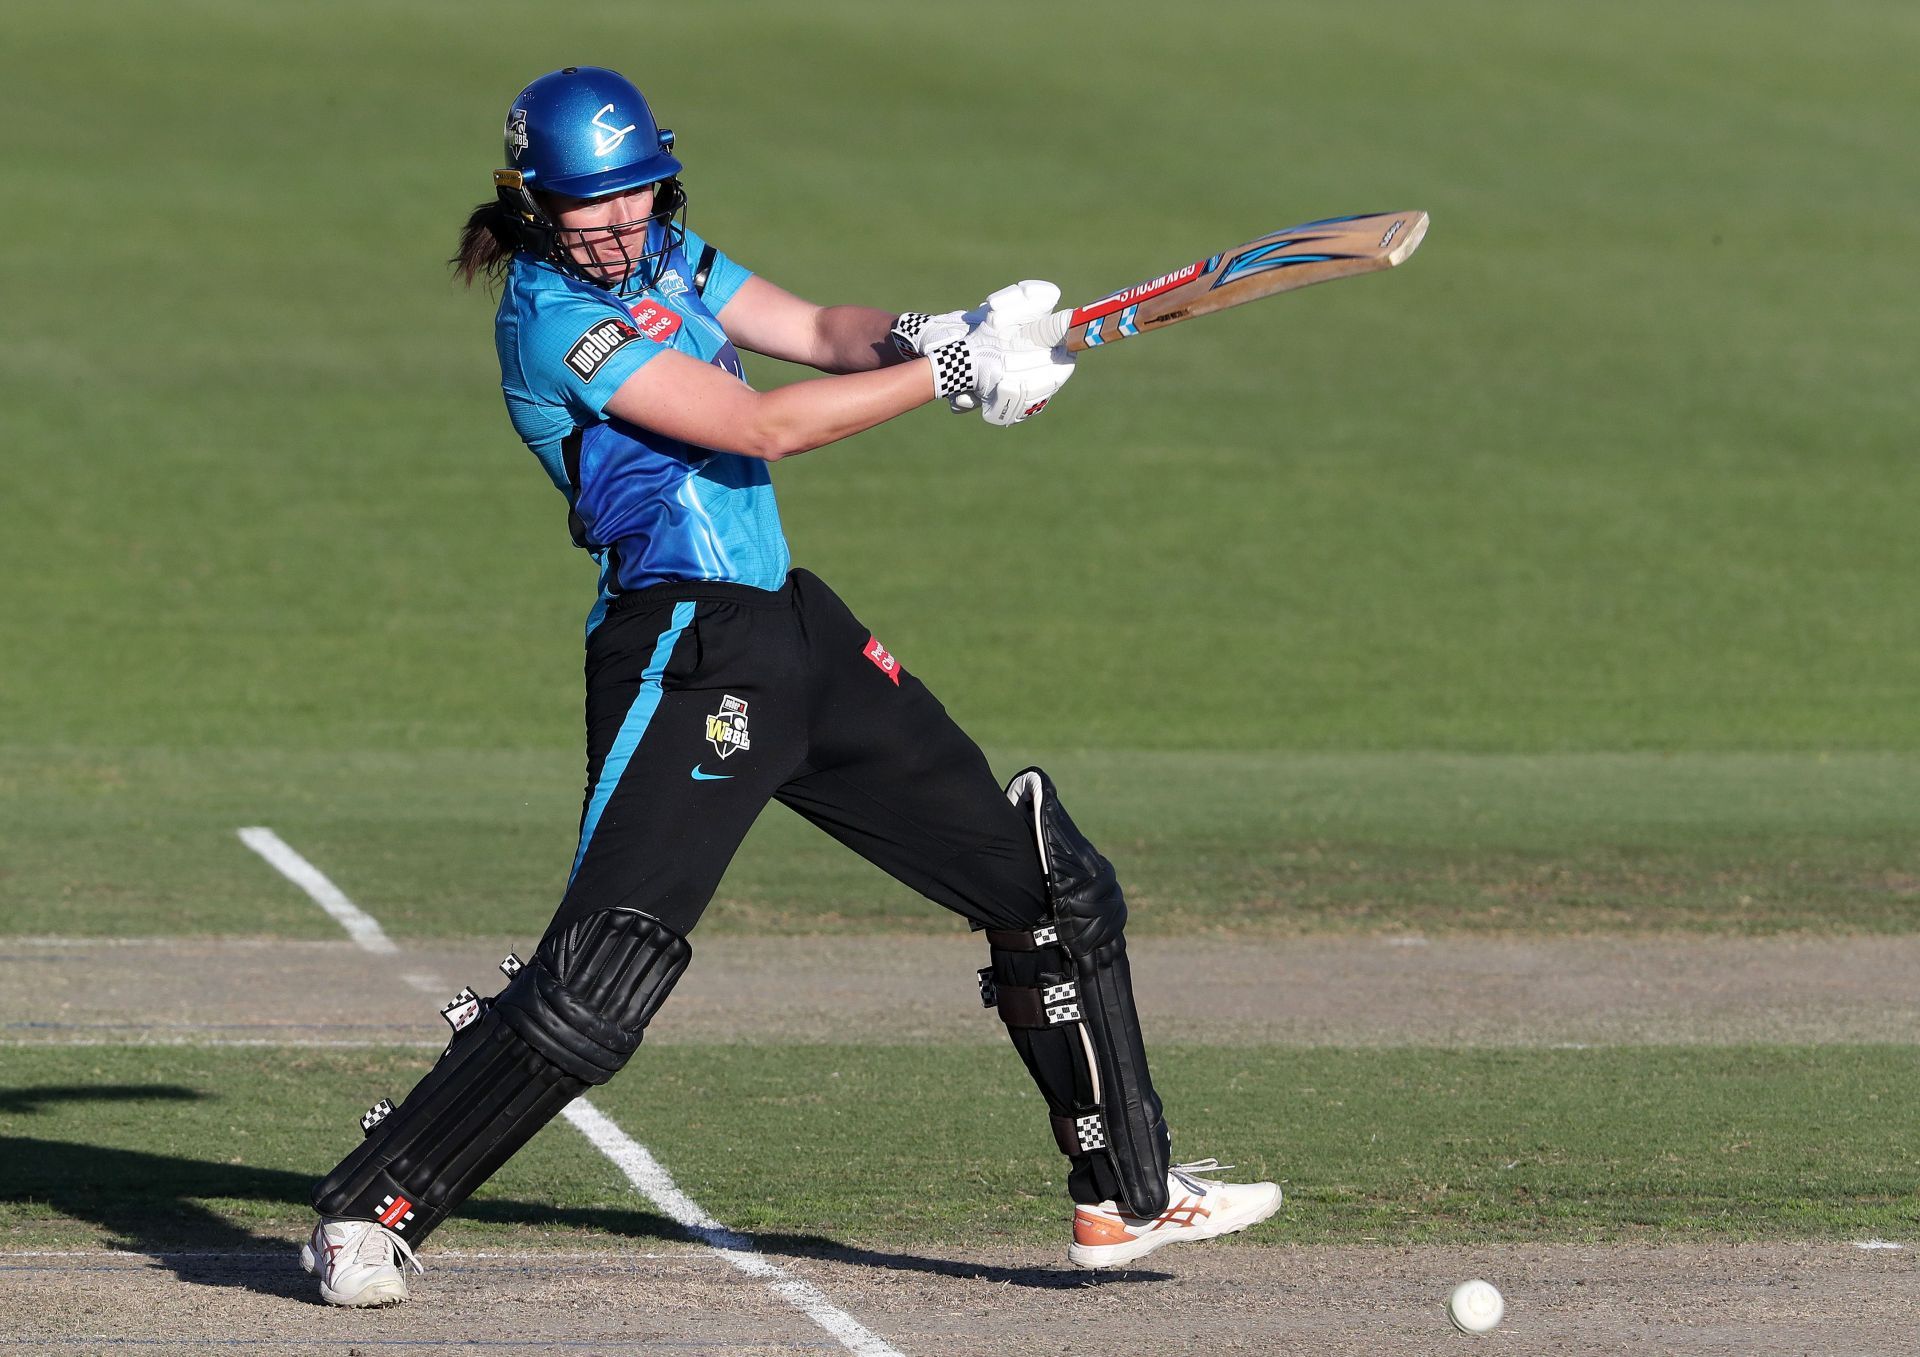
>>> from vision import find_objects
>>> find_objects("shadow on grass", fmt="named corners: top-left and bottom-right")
top-left (0, 1084), bottom-right (203, 1115)
top-left (749, 1234), bottom-right (1168, 1288)
top-left (2, 1130), bottom-right (687, 1302)
top-left (3, 1086), bottom-right (1132, 1299)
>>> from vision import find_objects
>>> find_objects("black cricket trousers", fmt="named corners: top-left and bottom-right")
top-left (549, 568), bottom-right (1050, 939)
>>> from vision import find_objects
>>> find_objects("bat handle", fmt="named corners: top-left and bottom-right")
top-left (1020, 309), bottom-right (1073, 352)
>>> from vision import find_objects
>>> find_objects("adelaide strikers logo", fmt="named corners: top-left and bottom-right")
top-left (505, 108), bottom-right (529, 160)
top-left (704, 695), bottom-right (751, 760)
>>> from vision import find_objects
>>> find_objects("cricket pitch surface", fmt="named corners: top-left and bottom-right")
top-left (5, 934), bottom-right (1916, 1355)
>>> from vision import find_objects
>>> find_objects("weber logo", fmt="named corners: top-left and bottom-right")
top-left (564, 318), bottom-right (640, 382)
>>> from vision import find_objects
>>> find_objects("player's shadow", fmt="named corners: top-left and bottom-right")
top-left (2, 1080), bottom-right (688, 1303)
top-left (0, 1084), bottom-right (204, 1115)
top-left (2, 1128), bottom-right (706, 1300)
top-left (5, 1086), bottom-right (1153, 1296)
top-left (748, 1233), bottom-right (1168, 1288)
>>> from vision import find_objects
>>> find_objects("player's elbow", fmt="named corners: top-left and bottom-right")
top-left (738, 406), bottom-right (819, 462)
top-left (736, 425), bottom-right (806, 462)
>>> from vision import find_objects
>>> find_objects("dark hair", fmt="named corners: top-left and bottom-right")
top-left (451, 199), bottom-right (524, 287)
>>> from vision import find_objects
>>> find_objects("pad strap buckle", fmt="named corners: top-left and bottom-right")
top-left (983, 923), bottom-right (1061, 952)
top-left (360, 1098), bottom-right (394, 1136)
top-left (440, 988), bottom-right (483, 1033)
top-left (1051, 1111), bottom-right (1107, 1154)
top-left (983, 978), bottom-right (1082, 1027)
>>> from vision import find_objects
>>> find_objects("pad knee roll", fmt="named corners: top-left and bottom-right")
top-left (312, 908), bottom-right (690, 1242)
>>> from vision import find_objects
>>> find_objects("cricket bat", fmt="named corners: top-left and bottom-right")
top-left (1025, 210), bottom-right (1428, 352)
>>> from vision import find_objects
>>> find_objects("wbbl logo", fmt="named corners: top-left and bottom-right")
top-left (704, 695), bottom-right (751, 759)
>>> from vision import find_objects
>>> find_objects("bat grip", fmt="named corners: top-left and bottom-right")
top-left (1020, 309), bottom-right (1072, 352)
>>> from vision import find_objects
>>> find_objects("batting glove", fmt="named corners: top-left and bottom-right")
top-left (892, 308), bottom-right (984, 411)
top-left (974, 280), bottom-right (1075, 427)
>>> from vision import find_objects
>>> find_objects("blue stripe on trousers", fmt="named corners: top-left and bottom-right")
top-left (568, 600), bottom-right (697, 886)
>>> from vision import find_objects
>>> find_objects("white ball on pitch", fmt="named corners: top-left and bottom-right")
top-left (1447, 1278), bottom-right (1504, 1333)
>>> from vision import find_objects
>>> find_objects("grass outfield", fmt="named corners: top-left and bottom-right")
top-left (5, 1), bottom-right (1918, 758)
top-left (4, 2), bottom-right (1917, 1285)
top-left (5, 746), bottom-right (1919, 938)
top-left (5, 1044), bottom-right (1915, 1251)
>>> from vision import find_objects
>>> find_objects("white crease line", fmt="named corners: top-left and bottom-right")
top-left (237, 827), bottom-right (397, 955)
top-left (1854, 1239), bottom-right (1906, 1251)
top-left (239, 826), bottom-right (906, 1357)
top-left (564, 1101), bottom-right (905, 1357)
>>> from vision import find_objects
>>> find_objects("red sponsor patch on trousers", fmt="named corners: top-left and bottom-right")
top-left (863, 636), bottom-right (902, 685)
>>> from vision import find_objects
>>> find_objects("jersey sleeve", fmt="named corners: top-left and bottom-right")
top-left (681, 226), bottom-right (755, 314)
top-left (517, 287), bottom-right (666, 424)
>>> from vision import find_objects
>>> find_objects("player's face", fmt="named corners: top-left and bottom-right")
top-left (549, 184), bottom-right (659, 284)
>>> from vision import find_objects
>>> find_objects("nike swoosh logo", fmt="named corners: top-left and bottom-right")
top-left (690, 766), bottom-right (734, 781)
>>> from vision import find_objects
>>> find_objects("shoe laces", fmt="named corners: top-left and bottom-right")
top-left (1170, 1158), bottom-right (1236, 1192)
top-left (351, 1221), bottom-right (424, 1276)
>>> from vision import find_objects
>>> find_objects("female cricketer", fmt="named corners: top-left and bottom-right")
top-left (301, 65), bottom-right (1280, 1307)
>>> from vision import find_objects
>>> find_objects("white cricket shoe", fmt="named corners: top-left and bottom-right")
top-left (299, 1217), bottom-right (423, 1307)
top-left (1067, 1159), bottom-right (1282, 1269)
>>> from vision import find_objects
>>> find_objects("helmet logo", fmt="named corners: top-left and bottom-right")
top-left (591, 103), bottom-right (637, 157)
top-left (506, 108), bottom-right (529, 160)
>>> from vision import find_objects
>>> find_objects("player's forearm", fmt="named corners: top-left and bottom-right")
top-left (744, 360), bottom-right (934, 459)
top-left (806, 305), bottom-right (908, 373)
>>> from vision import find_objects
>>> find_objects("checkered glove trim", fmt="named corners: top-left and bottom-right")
top-left (890, 312), bottom-right (933, 359)
top-left (928, 338), bottom-right (977, 401)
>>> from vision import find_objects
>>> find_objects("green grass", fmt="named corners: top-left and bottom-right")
top-left (6, 746), bottom-right (1919, 939)
top-left (4, 1044), bottom-right (1915, 1251)
top-left (4, 3), bottom-right (1918, 1266)
top-left (4, 1), bottom-right (1919, 756)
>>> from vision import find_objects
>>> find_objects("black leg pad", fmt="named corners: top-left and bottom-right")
top-left (1000, 768), bottom-right (1171, 1218)
top-left (311, 909), bottom-right (690, 1243)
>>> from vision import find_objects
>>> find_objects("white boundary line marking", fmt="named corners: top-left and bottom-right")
top-left (238, 825), bottom-right (906, 1357)
top-left (237, 827), bottom-right (397, 955)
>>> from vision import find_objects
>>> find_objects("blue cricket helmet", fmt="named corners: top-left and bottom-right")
top-left (493, 67), bottom-right (688, 291)
top-left (503, 66), bottom-right (680, 199)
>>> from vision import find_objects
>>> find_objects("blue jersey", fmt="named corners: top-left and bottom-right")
top-left (495, 229), bottom-right (792, 633)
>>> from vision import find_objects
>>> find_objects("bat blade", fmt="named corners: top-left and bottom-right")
top-left (1029, 210), bottom-right (1428, 353)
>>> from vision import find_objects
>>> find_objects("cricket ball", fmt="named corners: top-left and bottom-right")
top-left (1446, 1278), bottom-right (1505, 1334)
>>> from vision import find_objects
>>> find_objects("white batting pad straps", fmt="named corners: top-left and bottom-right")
top-left (440, 988), bottom-right (482, 1033)
top-left (360, 1098), bottom-right (394, 1135)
